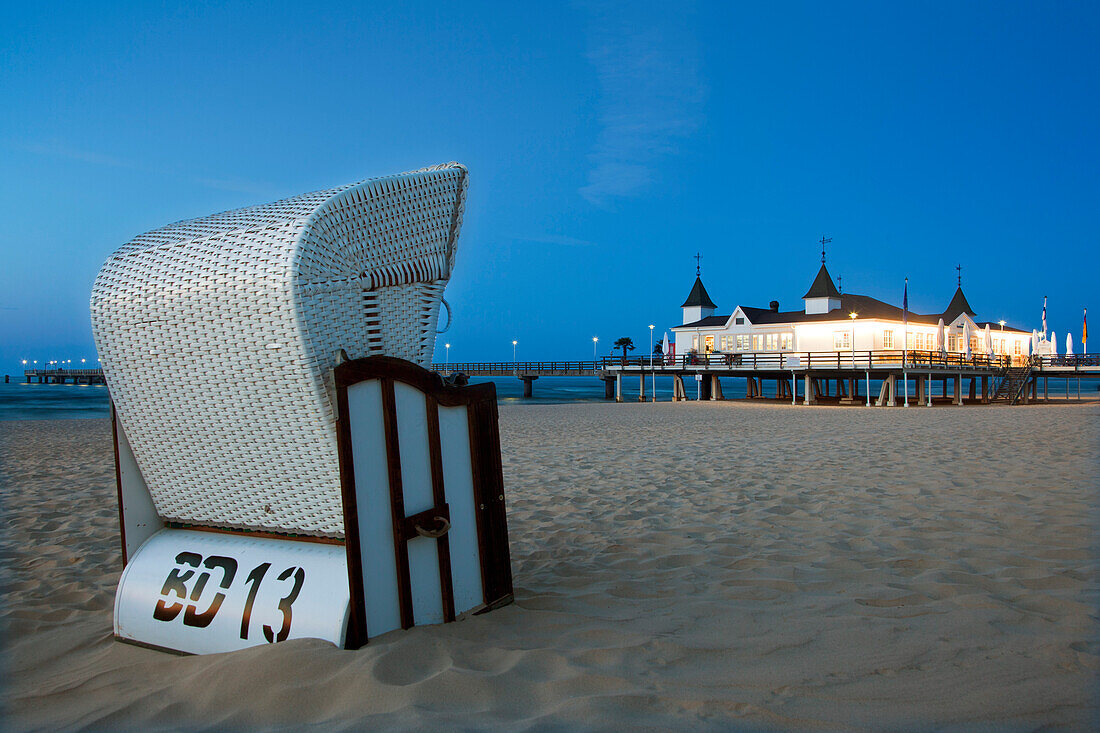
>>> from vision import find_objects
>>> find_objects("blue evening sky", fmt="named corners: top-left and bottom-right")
top-left (2, 1), bottom-right (1096, 368)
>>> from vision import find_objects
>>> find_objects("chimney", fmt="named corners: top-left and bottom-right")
top-left (769, 300), bottom-right (779, 312)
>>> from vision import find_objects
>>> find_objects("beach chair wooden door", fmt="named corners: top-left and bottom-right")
top-left (335, 357), bottom-right (513, 647)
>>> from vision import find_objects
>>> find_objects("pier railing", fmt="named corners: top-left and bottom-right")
top-left (596, 350), bottom-right (1012, 372)
top-left (1032, 354), bottom-right (1100, 370)
top-left (432, 351), bottom-right (1027, 377)
top-left (433, 361), bottom-right (598, 376)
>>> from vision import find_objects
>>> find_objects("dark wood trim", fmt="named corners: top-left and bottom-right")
top-left (381, 378), bottom-right (415, 629)
top-left (466, 395), bottom-right (514, 607)
top-left (479, 396), bottom-right (514, 603)
top-left (466, 401), bottom-right (492, 603)
top-left (334, 355), bottom-right (496, 407)
top-left (114, 634), bottom-right (191, 656)
top-left (425, 396), bottom-right (456, 622)
top-left (162, 522), bottom-right (345, 546)
top-left (335, 378), bottom-right (368, 649)
top-left (111, 402), bottom-right (128, 566)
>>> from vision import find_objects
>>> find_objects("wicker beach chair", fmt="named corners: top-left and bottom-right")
top-left (92, 164), bottom-right (513, 654)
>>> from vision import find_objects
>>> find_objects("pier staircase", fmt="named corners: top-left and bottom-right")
top-left (992, 362), bottom-right (1034, 405)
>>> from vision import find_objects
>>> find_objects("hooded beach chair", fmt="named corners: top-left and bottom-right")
top-left (91, 163), bottom-right (512, 654)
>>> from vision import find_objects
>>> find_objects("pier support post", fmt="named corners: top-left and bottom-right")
top-left (969, 378), bottom-right (976, 401)
top-left (521, 376), bottom-right (537, 398)
top-left (710, 375), bottom-right (722, 401)
top-left (981, 375), bottom-right (989, 404)
top-left (954, 374), bottom-right (963, 405)
top-left (1043, 376), bottom-right (1049, 402)
top-left (916, 376), bottom-right (925, 404)
top-left (615, 374), bottom-right (623, 403)
top-left (887, 374), bottom-right (897, 406)
top-left (638, 374), bottom-right (646, 402)
top-left (672, 375), bottom-right (686, 401)
top-left (803, 373), bottom-right (816, 405)
top-left (603, 377), bottom-right (615, 400)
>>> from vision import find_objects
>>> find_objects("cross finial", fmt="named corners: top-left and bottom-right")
top-left (956, 263), bottom-right (962, 287)
top-left (819, 235), bottom-right (832, 264)
top-left (694, 252), bottom-right (702, 276)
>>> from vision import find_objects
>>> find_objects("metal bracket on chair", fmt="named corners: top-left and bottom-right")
top-left (436, 298), bottom-right (452, 334)
top-left (401, 505), bottom-right (451, 541)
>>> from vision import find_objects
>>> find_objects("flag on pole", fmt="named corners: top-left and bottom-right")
top-left (1042, 296), bottom-right (1048, 336)
top-left (1084, 308), bottom-right (1088, 352)
top-left (902, 278), bottom-right (908, 367)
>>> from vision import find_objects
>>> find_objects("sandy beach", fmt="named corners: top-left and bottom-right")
top-left (2, 402), bottom-right (1097, 731)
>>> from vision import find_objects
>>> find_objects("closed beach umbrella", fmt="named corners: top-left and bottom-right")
top-left (1049, 331), bottom-right (1058, 356)
top-left (984, 324), bottom-right (992, 355)
top-left (937, 318), bottom-right (946, 354)
top-left (662, 332), bottom-right (671, 363)
top-left (964, 322), bottom-right (972, 358)
top-left (1031, 329), bottom-right (1038, 355)
top-left (1066, 332), bottom-right (1074, 356)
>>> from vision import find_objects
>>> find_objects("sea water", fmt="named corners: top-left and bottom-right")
top-left (0, 374), bottom-right (1092, 420)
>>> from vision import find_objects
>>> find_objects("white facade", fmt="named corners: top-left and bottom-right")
top-left (672, 269), bottom-right (1031, 361)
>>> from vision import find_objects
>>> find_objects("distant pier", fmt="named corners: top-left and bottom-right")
top-left (22, 368), bottom-right (107, 385)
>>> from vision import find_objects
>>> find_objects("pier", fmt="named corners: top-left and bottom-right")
top-left (436, 352), bottom-right (1100, 405)
top-left (21, 368), bottom-right (107, 385)
top-left (19, 353), bottom-right (1098, 404)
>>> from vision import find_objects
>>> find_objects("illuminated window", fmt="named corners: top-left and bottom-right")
top-left (1013, 340), bottom-right (1021, 355)
top-left (883, 330), bottom-right (894, 348)
top-left (833, 331), bottom-right (850, 349)
top-left (736, 335), bottom-right (750, 350)
top-left (765, 334), bottom-right (778, 350)
top-left (779, 333), bottom-right (793, 350)
top-left (752, 334), bottom-right (764, 351)
top-left (704, 335), bottom-right (714, 353)
top-left (692, 336), bottom-right (699, 351)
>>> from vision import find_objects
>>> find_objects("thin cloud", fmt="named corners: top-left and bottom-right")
top-left (20, 141), bottom-right (135, 169)
top-left (13, 140), bottom-right (273, 196)
top-left (511, 233), bottom-right (595, 247)
top-left (578, 2), bottom-right (705, 207)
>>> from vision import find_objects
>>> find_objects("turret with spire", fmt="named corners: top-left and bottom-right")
top-left (942, 264), bottom-right (975, 322)
top-left (802, 237), bottom-right (842, 314)
top-left (681, 253), bottom-right (716, 324)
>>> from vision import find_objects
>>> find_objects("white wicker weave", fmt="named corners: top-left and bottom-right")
top-left (91, 163), bottom-right (469, 538)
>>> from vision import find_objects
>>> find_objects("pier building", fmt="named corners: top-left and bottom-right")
top-left (673, 259), bottom-right (1031, 364)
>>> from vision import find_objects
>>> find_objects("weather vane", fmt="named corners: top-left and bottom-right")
top-left (694, 252), bottom-right (702, 276)
top-left (820, 235), bottom-right (832, 264)
top-left (956, 263), bottom-right (962, 287)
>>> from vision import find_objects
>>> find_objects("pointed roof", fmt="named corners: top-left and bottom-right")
top-left (942, 286), bottom-right (975, 322)
top-left (681, 276), bottom-right (716, 309)
top-left (802, 264), bottom-right (841, 299)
